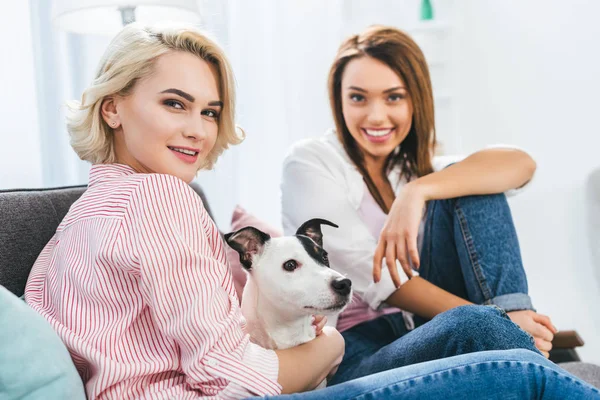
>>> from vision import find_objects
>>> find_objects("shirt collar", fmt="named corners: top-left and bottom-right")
top-left (88, 163), bottom-right (137, 186)
top-left (324, 129), bottom-right (406, 194)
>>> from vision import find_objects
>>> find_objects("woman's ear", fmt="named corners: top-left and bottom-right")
top-left (101, 97), bottom-right (121, 129)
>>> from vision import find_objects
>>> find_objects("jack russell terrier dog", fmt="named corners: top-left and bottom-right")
top-left (225, 218), bottom-right (352, 352)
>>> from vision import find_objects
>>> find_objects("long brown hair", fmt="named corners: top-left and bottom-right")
top-left (328, 25), bottom-right (436, 213)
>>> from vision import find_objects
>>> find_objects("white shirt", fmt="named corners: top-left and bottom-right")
top-left (280, 130), bottom-right (532, 328)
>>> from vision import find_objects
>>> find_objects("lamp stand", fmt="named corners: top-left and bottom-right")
top-left (119, 6), bottom-right (136, 25)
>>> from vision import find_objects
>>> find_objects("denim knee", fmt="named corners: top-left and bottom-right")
top-left (455, 192), bottom-right (509, 209)
top-left (432, 192), bottom-right (508, 213)
top-left (436, 305), bottom-right (538, 354)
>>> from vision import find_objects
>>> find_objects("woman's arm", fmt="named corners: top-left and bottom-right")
top-left (384, 276), bottom-right (470, 319)
top-left (383, 277), bottom-right (556, 358)
top-left (417, 148), bottom-right (536, 201)
top-left (129, 174), bottom-right (343, 396)
top-left (127, 175), bottom-right (284, 397)
top-left (275, 327), bottom-right (345, 393)
top-left (374, 148), bottom-right (536, 286)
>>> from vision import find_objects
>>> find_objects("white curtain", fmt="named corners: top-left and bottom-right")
top-left (31, 0), bottom-right (454, 229)
top-left (30, 0), bottom-right (112, 187)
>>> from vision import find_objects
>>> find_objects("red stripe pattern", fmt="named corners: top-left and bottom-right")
top-left (25, 164), bottom-right (281, 399)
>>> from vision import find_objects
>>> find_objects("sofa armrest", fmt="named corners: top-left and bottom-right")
top-left (553, 330), bottom-right (585, 349)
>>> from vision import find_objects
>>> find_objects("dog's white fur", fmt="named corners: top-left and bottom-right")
top-left (226, 220), bottom-right (352, 389)
top-left (239, 236), bottom-right (351, 350)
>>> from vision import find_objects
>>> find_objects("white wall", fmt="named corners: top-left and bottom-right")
top-left (452, 0), bottom-right (600, 362)
top-left (0, 2), bottom-right (42, 189)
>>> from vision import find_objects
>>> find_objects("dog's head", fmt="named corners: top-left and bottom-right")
top-left (224, 218), bottom-right (352, 316)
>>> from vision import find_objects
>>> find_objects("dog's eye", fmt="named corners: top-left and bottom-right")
top-left (322, 253), bottom-right (329, 265)
top-left (283, 260), bottom-right (298, 272)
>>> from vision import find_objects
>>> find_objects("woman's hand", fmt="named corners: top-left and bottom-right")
top-left (507, 310), bottom-right (558, 358)
top-left (320, 326), bottom-right (344, 380)
top-left (373, 182), bottom-right (427, 287)
top-left (312, 315), bottom-right (327, 336)
top-left (276, 326), bottom-right (344, 393)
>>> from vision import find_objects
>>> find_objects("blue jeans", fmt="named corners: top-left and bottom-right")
top-left (418, 193), bottom-right (533, 311)
top-left (253, 194), bottom-right (600, 398)
top-left (330, 194), bottom-right (544, 385)
top-left (255, 349), bottom-right (599, 399)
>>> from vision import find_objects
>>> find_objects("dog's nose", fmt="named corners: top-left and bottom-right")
top-left (331, 278), bottom-right (352, 296)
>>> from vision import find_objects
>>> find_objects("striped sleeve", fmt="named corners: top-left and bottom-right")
top-left (123, 173), bottom-right (281, 398)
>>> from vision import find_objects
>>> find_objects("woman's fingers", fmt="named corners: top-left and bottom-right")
top-left (395, 240), bottom-right (413, 278)
top-left (373, 240), bottom-right (385, 283)
top-left (534, 337), bottom-right (553, 353)
top-left (532, 313), bottom-right (558, 334)
top-left (532, 322), bottom-right (555, 343)
top-left (385, 240), bottom-right (402, 287)
top-left (313, 315), bottom-right (327, 335)
top-left (407, 235), bottom-right (420, 270)
top-left (374, 226), bottom-right (419, 286)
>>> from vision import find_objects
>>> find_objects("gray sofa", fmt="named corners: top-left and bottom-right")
top-left (1, 184), bottom-right (599, 390)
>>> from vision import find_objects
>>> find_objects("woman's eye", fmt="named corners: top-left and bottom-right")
top-left (283, 260), bottom-right (298, 272)
top-left (388, 93), bottom-right (405, 102)
top-left (202, 109), bottom-right (220, 119)
top-left (350, 94), bottom-right (365, 102)
top-left (164, 99), bottom-right (184, 110)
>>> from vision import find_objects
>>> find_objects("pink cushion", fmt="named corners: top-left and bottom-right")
top-left (226, 205), bottom-right (283, 303)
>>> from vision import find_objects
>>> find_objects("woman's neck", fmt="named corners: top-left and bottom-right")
top-left (364, 154), bottom-right (387, 179)
top-left (362, 153), bottom-right (396, 212)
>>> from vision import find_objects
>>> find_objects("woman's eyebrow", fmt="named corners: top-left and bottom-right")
top-left (383, 86), bottom-right (405, 93)
top-left (160, 88), bottom-right (222, 107)
top-left (348, 86), bottom-right (367, 92)
top-left (160, 88), bottom-right (195, 102)
top-left (347, 86), bottom-right (406, 93)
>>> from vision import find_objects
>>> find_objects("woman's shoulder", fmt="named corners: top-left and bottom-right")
top-left (125, 173), bottom-right (205, 216)
top-left (282, 130), bottom-right (364, 203)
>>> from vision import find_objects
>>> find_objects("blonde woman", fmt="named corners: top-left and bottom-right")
top-left (23, 23), bottom-right (598, 400)
top-left (24, 23), bottom-right (342, 399)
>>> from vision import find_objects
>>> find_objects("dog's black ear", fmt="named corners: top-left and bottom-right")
top-left (295, 218), bottom-right (338, 247)
top-left (224, 227), bottom-right (271, 270)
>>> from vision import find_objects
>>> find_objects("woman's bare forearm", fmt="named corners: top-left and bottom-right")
top-left (385, 276), bottom-right (471, 319)
top-left (415, 148), bottom-right (536, 201)
top-left (275, 327), bottom-right (344, 393)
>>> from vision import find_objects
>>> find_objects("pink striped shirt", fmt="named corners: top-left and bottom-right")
top-left (25, 163), bottom-right (281, 399)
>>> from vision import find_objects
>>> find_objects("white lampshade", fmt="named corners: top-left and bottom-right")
top-left (51, 0), bottom-right (201, 35)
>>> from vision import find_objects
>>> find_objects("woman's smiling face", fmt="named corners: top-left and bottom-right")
top-left (103, 50), bottom-right (222, 183)
top-left (341, 56), bottom-right (413, 165)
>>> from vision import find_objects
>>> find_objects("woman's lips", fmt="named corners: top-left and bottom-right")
top-left (169, 147), bottom-right (199, 164)
top-left (361, 128), bottom-right (395, 143)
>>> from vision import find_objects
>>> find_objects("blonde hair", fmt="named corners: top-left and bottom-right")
top-left (67, 22), bottom-right (242, 170)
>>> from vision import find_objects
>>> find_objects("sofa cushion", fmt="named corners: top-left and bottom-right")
top-left (0, 285), bottom-right (86, 399)
top-left (560, 361), bottom-right (600, 389)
